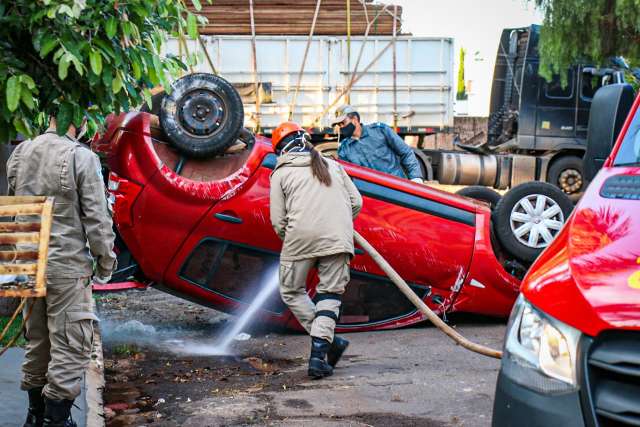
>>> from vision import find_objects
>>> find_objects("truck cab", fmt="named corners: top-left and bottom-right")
top-left (422, 25), bottom-right (628, 201)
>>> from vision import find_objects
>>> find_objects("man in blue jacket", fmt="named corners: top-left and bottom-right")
top-left (332, 105), bottom-right (423, 183)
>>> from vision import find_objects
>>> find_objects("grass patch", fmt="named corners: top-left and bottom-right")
top-left (0, 315), bottom-right (27, 347)
top-left (112, 343), bottom-right (140, 356)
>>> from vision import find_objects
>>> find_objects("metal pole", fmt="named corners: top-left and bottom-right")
top-left (346, 0), bottom-right (351, 104)
top-left (198, 36), bottom-right (218, 75)
top-left (288, 0), bottom-right (322, 120)
top-left (391, 4), bottom-right (398, 129)
top-left (249, 0), bottom-right (261, 133)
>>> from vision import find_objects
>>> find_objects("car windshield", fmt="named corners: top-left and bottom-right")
top-left (614, 108), bottom-right (640, 166)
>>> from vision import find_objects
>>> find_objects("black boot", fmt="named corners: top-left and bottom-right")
top-left (24, 387), bottom-right (44, 427)
top-left (327, 336), bottom-right (349, 368)
top-left (308, 337), bottom-right (333, 379)
top-left (43, 398), bottom-right (76, 427)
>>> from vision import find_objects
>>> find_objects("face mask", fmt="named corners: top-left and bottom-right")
top-left (340, 123), bottom-right (355, 140)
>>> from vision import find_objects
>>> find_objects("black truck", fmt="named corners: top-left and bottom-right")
top-left (418, 25), bottom-right (627, 199)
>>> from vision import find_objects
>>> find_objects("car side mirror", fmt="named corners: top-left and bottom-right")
top-left (584, 83), bottom-right (635, 182)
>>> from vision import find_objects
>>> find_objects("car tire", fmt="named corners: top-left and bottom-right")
top-left (547, 155), bottom-right (584, 199)
top-left (492, 182), bottom-right (573, 263)
top-left (160, 73), bottom-right (244, 158)
top-left (456, 186), bottom-right (502, 210)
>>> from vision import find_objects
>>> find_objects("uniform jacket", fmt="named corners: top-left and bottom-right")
top-left (270, 152), bottom-right (363, 262)
top-left (6, 131), bottom-right (117, 279)
top-left (338, 122), bottom-right (422, 180)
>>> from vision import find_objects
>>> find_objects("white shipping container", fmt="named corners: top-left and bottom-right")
top-left (166, 35), bottom-right (454, 133)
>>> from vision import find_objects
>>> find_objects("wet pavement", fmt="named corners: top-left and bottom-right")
top-left (97, 288), bottom-right (506, 427)
top-left (0, 348), bottom-right (87, 427)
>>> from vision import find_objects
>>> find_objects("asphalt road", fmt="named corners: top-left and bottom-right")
top-left (98, 288), bottom-right (506, 427)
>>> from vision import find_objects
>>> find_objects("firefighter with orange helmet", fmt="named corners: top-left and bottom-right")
top-left (269, 122), bottom-right (362, 379)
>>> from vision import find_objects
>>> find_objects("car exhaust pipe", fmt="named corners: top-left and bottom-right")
top-left (354, 231), bottom-right (503, 359)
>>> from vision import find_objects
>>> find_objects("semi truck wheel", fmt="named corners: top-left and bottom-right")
top-left (547, 155), bottom-right (584, 197)
top-left (160, 73), bottom-right (244, 158)
top-left (455, 186), bottom-right (502, 210)
top-left (492, 182), bottom-right (573, 263)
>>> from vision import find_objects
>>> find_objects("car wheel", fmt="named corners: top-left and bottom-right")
top-left (160, 73), bottom-right (244, 158)
top-left (547, 155), bottom-right (584, 198)
top-left (492, 182), bottom-right (573, 263)
top-left (455, 186), bottom-right (502, 210)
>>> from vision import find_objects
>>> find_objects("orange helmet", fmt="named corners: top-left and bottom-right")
top-left (272, 121), bottom-right (304, 152)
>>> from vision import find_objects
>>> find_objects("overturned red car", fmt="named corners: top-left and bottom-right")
top-left (93, 75), bottom-right (572, 332)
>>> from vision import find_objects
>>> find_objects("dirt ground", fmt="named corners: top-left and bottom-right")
top-left (97, 288), bottom-right (506, 427)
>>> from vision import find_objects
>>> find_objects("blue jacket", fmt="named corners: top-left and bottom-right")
top-left (337, 123), bottom-right (422, 180)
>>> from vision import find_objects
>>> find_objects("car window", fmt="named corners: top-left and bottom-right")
top-left (340, 272), bottom-right (430, 326)
top-left (544, 71), bottom-right (574, 99)
top-left (180, 240), bottom-right (286, 313)
top-left (614, 110), bottom-right (640, 166)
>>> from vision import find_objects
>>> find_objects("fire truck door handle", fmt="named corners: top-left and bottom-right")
top-left (214, 212), bottom-right (243, 224)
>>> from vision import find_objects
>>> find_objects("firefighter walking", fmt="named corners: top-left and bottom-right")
top-left (7, 118), bottom-right (117, 427)
top-left (269, 122), bottom-right (362, 379)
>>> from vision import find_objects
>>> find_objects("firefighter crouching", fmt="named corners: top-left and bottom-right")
top-left (269, 122), bottom-right (363, 379)
top-left (7, 117), bottom-right (117, 427)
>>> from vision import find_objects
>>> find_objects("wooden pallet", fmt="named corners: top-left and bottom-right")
top-left (0, 196), bottom-right (54, 298)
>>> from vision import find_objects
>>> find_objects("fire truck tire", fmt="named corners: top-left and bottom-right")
top-left (493, 182), bottom-right (573, 263)
top-left (160, 73), bottom-right (244, 158)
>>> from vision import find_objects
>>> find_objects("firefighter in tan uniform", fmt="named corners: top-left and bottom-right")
top-left (7, 118), bottom-right (116, 427)
top-left (269, 122), bottom-right (362, 379)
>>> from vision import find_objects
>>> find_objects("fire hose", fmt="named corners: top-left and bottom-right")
top-left (354, 231), bottom-right (503, 359)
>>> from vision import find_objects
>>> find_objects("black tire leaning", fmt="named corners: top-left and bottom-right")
top-left (547, 155), bottom-right (584, 197)
top-left (160, 73), bottom-right (244, 158)
top-left (455, 186), bottom-right (502, 210)
top-left (492, 182), bottom-right (573, 263)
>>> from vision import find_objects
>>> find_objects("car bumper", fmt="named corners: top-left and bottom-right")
top-left (492, 370), bottom-right (585, 427)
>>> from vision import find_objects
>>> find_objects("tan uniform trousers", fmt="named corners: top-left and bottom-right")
top-left (279, 253), bottom-right (350, 342)
top-left (21, 277), bottom-right (98, 401)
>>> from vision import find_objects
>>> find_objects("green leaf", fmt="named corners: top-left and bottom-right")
top-left (191, 0), bottom-right (202, 11)
top-left (70, 54), bottom-right (83, 76)
top-left (40, 37), bottom-right (59, 58)
top-left (131, 56), bottom-right (142, 80)
top-left (72, 104), bottom-right (84, 127)
top-left (187, 13), bottom-right (198, 40)
top-left (112, 73), bottom-right (123, 94)
top-left (20, 89), bottom-right (35, 110)
top-left (6, 76), bottom-right (21, 112)
top-left (106, 17), bottom-right (117, 38)
top-left (58, 53), bottom-right (72, 80)
top-left (19, 75), bottom-right (36, 90)
top-left (143, 88), bottom-right (153, 109)
top-left (89, 50), bottom-right (102, 75)
top-left (56, 103), bottom-right (73, 136)
top-left (13, 117), bottom-right (30, 137)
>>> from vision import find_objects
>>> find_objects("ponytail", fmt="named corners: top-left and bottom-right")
top-left (307, 142), bottom-right (332, 186)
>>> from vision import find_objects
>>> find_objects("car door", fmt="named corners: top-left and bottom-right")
top-left (163, 152), bottom-right (288, 320)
